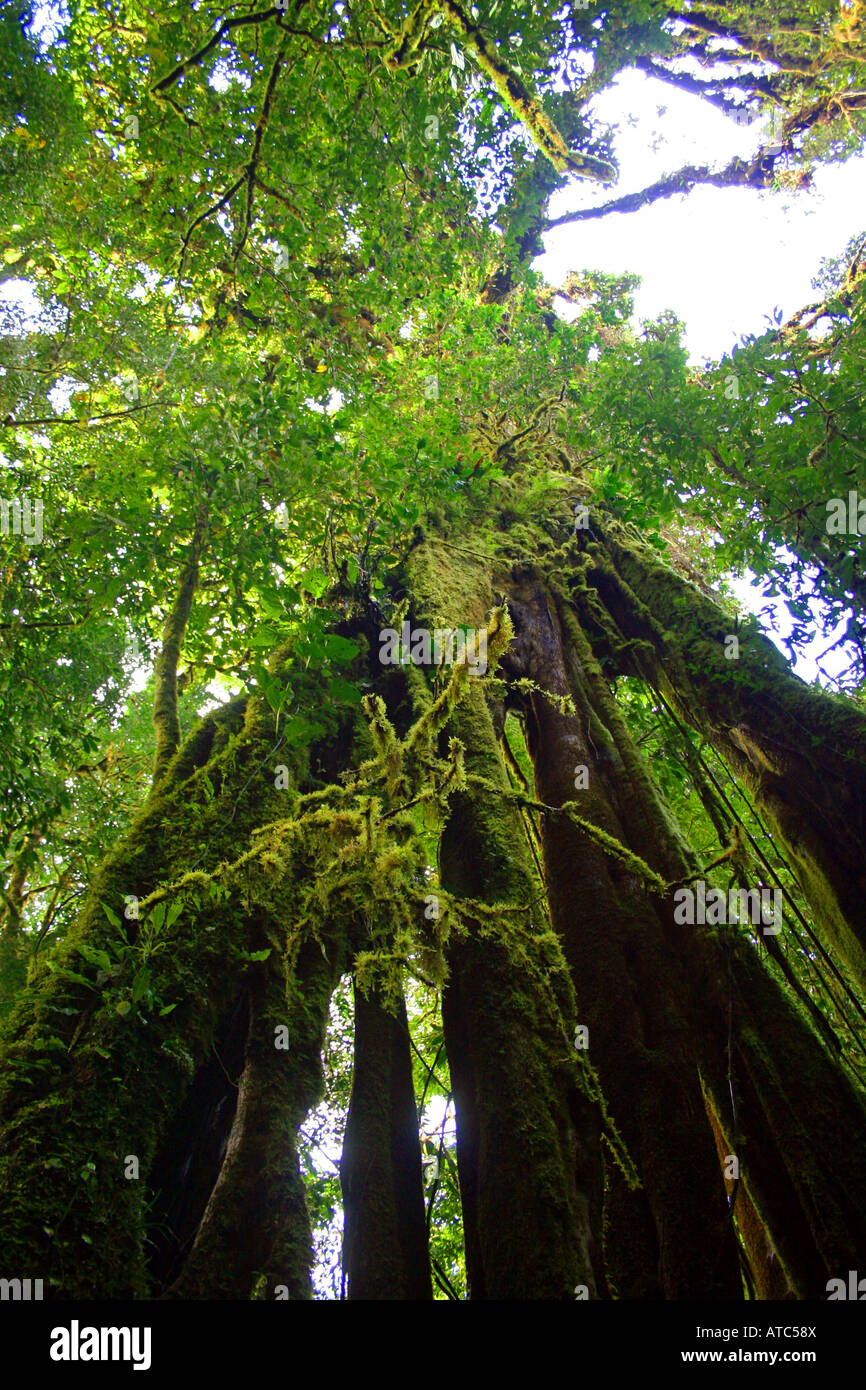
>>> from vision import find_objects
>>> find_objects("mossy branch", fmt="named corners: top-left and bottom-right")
top-left (464, 773), bottom-right (670, 896)
top-left (384, 0), bottom-right (615, 181)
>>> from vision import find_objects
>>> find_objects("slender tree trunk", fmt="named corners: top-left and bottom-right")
top-left (151, 505), bottom-right (207, 791)
top-left (703, 1055), bottom-right (831, 1300)
top-left (340, 980), bottom-right (432, 1300)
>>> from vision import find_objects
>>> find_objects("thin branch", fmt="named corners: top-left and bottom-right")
top-left (150, 504), bottom-right (209, 791)
top-left (252, 172), bottom-right (304, 220)
top-left (632, 54), bottom-right (781, 111)
top-left (179, 175), bottom-right (247, 266)
top-left (430, 1255), bottom-right (461, 1300)
top-left (235, 39), bottom-right (290, 261)
top-left (151, 7), bottom-right (281, 95)
top-left (673, 11), bottom-right (822, 74)
top-left (2, 402), bottom-right (169, 430)
top-left (544, 150), bottom-right (782, 229)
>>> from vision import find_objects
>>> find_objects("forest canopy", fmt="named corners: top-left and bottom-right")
top-left (1, 0), bottom-right (866, 1308)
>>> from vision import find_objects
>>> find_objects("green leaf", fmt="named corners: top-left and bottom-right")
top-left (327, 675), bottom-right (363, 705)
top-left (322, 633), bottom-right (359, 662)
top-left (303, 567), bottom-right (329, 598)
top-left (47, 963), bottom-right (96, 991)
top-left (131, 968), bottom-right (151, 1003)
top-left (164, 900), bottom-right (183, 931)
top-left (74, 943), bottom-right (113, 974)
top-left (148, 902), bottom-right (167, 935)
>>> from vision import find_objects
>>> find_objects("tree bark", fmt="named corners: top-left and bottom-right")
top-left (574, 513), bottom-right (866, 990)
top-left (0, 653), bottom-right (351, 1296)
top-left (167, 935), bottom-right (343, 1299)
top-left (505, 579), bottom-right (743, 1299)
top-left (340, 980), bottom-right (432, 1300)
top-left (553, 566), bottom-right (866, 1294)
top-left (439, 687), bottom-right (606, 1299)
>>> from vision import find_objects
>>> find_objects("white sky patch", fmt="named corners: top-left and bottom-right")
top-left (304, 388), bottom-right (344, 414)
top-left (539, 69), bottom-right (865, 685)
top-left (47, 375), bottom-right (83, 412)
top-left (25, 0), bottom-right (68, 49)
top-left (421, 1094), bottom-right (457, 1145)
top-left (540, 69), bottom-right (866, 363)
top-left (209, 60), bottom-right (252, 92)
top-left (727, 573), bottom-right (855, 686)
top-left (0, 279), bottom-right (44, 324)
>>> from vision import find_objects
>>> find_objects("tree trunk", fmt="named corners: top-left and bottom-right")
top-left (573, 512), bottom-right (866, 989)
top-left (439, 688), bottom-right (606, 1299)
top-left (550, 564), bottom-right (866, 1294)
top-left (505, 579), bottom-right (743, 1299)
top-left (0, 655), bottom-right (353, 1296)
top-left (340, 980), bottom-right (432, 1300)
top-left (166, 934), bottom-right (343, 1299)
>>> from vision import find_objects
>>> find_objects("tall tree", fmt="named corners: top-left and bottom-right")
top-left (1, 0), bottom-right (865, 1300)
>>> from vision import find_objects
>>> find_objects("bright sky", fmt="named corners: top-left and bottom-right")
top-left (541, 68), bottom-right (866, 364)
top-left (540, 69), bottom-right (866, 684)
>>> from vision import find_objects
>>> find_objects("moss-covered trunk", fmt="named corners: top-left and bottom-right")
top-left (571, 513), bottom-right (866, 989)
top-left (0, 655), bottom-right (354, 1296)
top-left (165, 932), bottom-right (343, 1300)
top-left (439, 690), bottom-right (606, 1299)
top-left (703, 1095), bottom-right (794, 1300)
top-left (402, 538), bottom-right (606, 1299)
top-left (548, 564), bottom-right (866, 1295)
top-left (505, 578), bottom-right (743, 1299)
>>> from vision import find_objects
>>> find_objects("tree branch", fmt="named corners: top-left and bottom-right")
top-left (150, 505), bottom-right (208, 791)
top-left (2, 403), bottom-right (169, 430)
top-left (544, 150), bottom-right (783, 228)
top-left (632, 54), bottom-right (781, 112)
top-left (673, 11), bottom-right (823, 73)
top-left (151, 6), bottom-right (282, 95)
top-left (180, 175), bottom-right (247, 266)
top-left (234, 39), bottom-right (290, 261)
